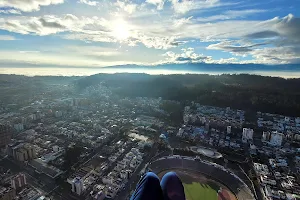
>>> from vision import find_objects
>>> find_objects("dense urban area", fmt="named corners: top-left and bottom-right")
top-left (0, 73), bottom-right (300, 200)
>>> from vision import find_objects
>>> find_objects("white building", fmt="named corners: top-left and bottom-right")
top-left (262, 131), bottom-right (271, 142)
top-left (242, 128), bottom-right (253, 143)
top-left (52, 145), bottom-right (60, 152)
top-left (227, 126), bottom-right (231, 134)
top-left (120, 170), bottom-right (128, 179)
top-left (262, 131), bottom-right (284, 146)
top-left (177, 128), bottom-right (184, 137)
top-left (72, 177), bottom-right (84, 195)
top-left (260, 175), bottom-right (277, 186)
top-left (253, 163), bottom-right (270, 175)
top-left (285, 117), bottom-right (290, 122)
top-left (270, 131), bottom-right (284, 146)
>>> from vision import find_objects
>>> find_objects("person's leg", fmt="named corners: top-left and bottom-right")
top-left (130, 172), bottom-right (163, 200)
top-left (160, 172), bottom-right (186, 200)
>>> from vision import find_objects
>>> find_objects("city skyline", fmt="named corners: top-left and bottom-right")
top-left (0, 0), bottom-right (300, 71)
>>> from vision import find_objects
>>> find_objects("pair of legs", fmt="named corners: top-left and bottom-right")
top-left (130, 172), bottom-right (186, 200)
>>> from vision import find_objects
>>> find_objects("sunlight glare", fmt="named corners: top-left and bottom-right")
top-left (112, 19), bottom-right (130, 40)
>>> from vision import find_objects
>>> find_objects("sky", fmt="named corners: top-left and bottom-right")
top-left (0, 0), bottom-right (299, 68)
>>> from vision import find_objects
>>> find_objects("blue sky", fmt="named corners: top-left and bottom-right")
top-left (0, 0), bottom-right (299, 68)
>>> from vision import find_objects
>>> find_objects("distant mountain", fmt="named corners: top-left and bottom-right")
top-left (103, 63), bottom-right (300, 72)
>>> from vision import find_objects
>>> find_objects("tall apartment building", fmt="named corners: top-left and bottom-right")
top-left (0, 125), bottom-right (12, 149)
top-left (11, 173), bottom-right (27, 190)
top-left (7, 143), bottom-right (36, 162)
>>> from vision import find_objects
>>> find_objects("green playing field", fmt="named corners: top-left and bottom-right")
top-left (183, 182), bottom-right (218, 200)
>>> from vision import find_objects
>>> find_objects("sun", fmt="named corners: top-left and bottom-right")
top-left (111, 19), bottom-right (130, 40)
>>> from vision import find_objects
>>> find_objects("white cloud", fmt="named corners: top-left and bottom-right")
top-left (212, 57), bottom-right (238, 64)
top-left (146, 0), bottom-right (165, 10)
top-left (196, 9), bottom-right (266, 22)
top-left (0, 0), bottom-right (64, 12)
top-left (170, 0), bottom-right (195, 14)
top-left (0, 35), bottom-right (17, 40)
top-left (0, 9), bottom-right (21, 15)
top-left (251, 46), bottom-right (300, 64)
top-left (115, 0), bottom-right (138, 14)
top-left (163, 48), bottom-right (212, 63)
top-left (169, 0), bottom-right (234, 14)
top-left (78, 0), bottom-right (98, 6)
top-left (0, 14), bottom-right (98, 36)
top-left (173, 17), bottom-right (192, 27)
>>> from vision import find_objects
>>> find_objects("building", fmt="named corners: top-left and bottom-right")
top-left (242, 128), bottom-right (253, 143)
top-left (55, 111), bottom-right (63, 118)
top-left (253, 163), bottom-right (270, 176)
top-left (0, 185), bottom-right (16, 200)
top-left (227, 126), bottom-right (231, 134)
top-left (270, 131), bottom-right (284, 146)
top-left (0, 125), bottom-right (12, 149)
top-left (260, 175), bottom-right (277, 186)
top-left (264, 186), bottom-right (286, 200)
top-left (262, 131), bottom-right (284, 146)
top-left (9, 143), bottom-right (36, 162)
top-left (120, 170), bottom-right (129, 179)
top-left (72, 177), bottom-right (84, 195)
top-left (10, 173), bottom-right (26, 190)
top-left (262, 131), bottom-right (271, 142)
top-left (269, 158), bottom-right (288, 168)
top-left (13, 124), bottom-right (24, 132)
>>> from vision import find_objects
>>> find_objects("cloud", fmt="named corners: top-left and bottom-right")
top-left (0, 35), bottom-right (17, 40)
top-left (65, 45), bottom-right (121, 57)
top-left (39, 18), bottom-right (65, 28)
top-left (169, 0), bottom-right (237, 15)
top-left (0, 14), bottom-right (97, 36)
top-left (115, 0), bottom-right (138, 14)
top-left (163, 48), bottom-right (212, 63)
top-left (0, 9), bottom-right (21, 15)
top-left (0, 0), bottom-right (64, 12)
top-left (245, 31), bottom-right (280, 39)
top-left (146, 0), bottom-right (165, 10)
top-left (78, 0), bottom-right (98, 6)
top-left (245, 14), bottom-right (300, 43)
top-left (19, 51), bottom-right (40, 53)
top-left (133, 34), bottom-right (185, 49)
top-left (212, 57), bottom-right (238, 64)
top-left (170, 0), bottom-right (195, 14)
top-left (207, 40), bottom-right (267, 56)
top-left (240, 14), bottom-right (300, 63)
top-left (251, 46), bottom-right (300, 64)
top-left (196, 9), bottom-right (266, 22)
top-left (0, 10), bottom-right (299, 65)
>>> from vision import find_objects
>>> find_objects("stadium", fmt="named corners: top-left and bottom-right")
top-left (148, 156), bottom-right (255, 200)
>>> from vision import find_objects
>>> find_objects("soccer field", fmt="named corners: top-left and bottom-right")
top-left (158, 170), bottom-right (237, 200)
top-left (184, 182), bottom-right (218, 200)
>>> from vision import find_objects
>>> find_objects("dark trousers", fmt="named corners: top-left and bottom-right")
top-left (130, 172), bottom-right (185, 200)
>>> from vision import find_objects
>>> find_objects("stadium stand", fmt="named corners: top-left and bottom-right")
top-left (148, 156), bottom-right (256, 200)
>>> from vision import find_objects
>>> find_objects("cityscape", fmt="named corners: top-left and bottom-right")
top-left (0, 0), bottom-right (300, 199)
top-left (0, 74), bottom-right (300, 200)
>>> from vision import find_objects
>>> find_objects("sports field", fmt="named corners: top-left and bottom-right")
top-left (184, 181), bottom-right (218, 200)
top-left (158, 170), bottom-right (237, 200)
